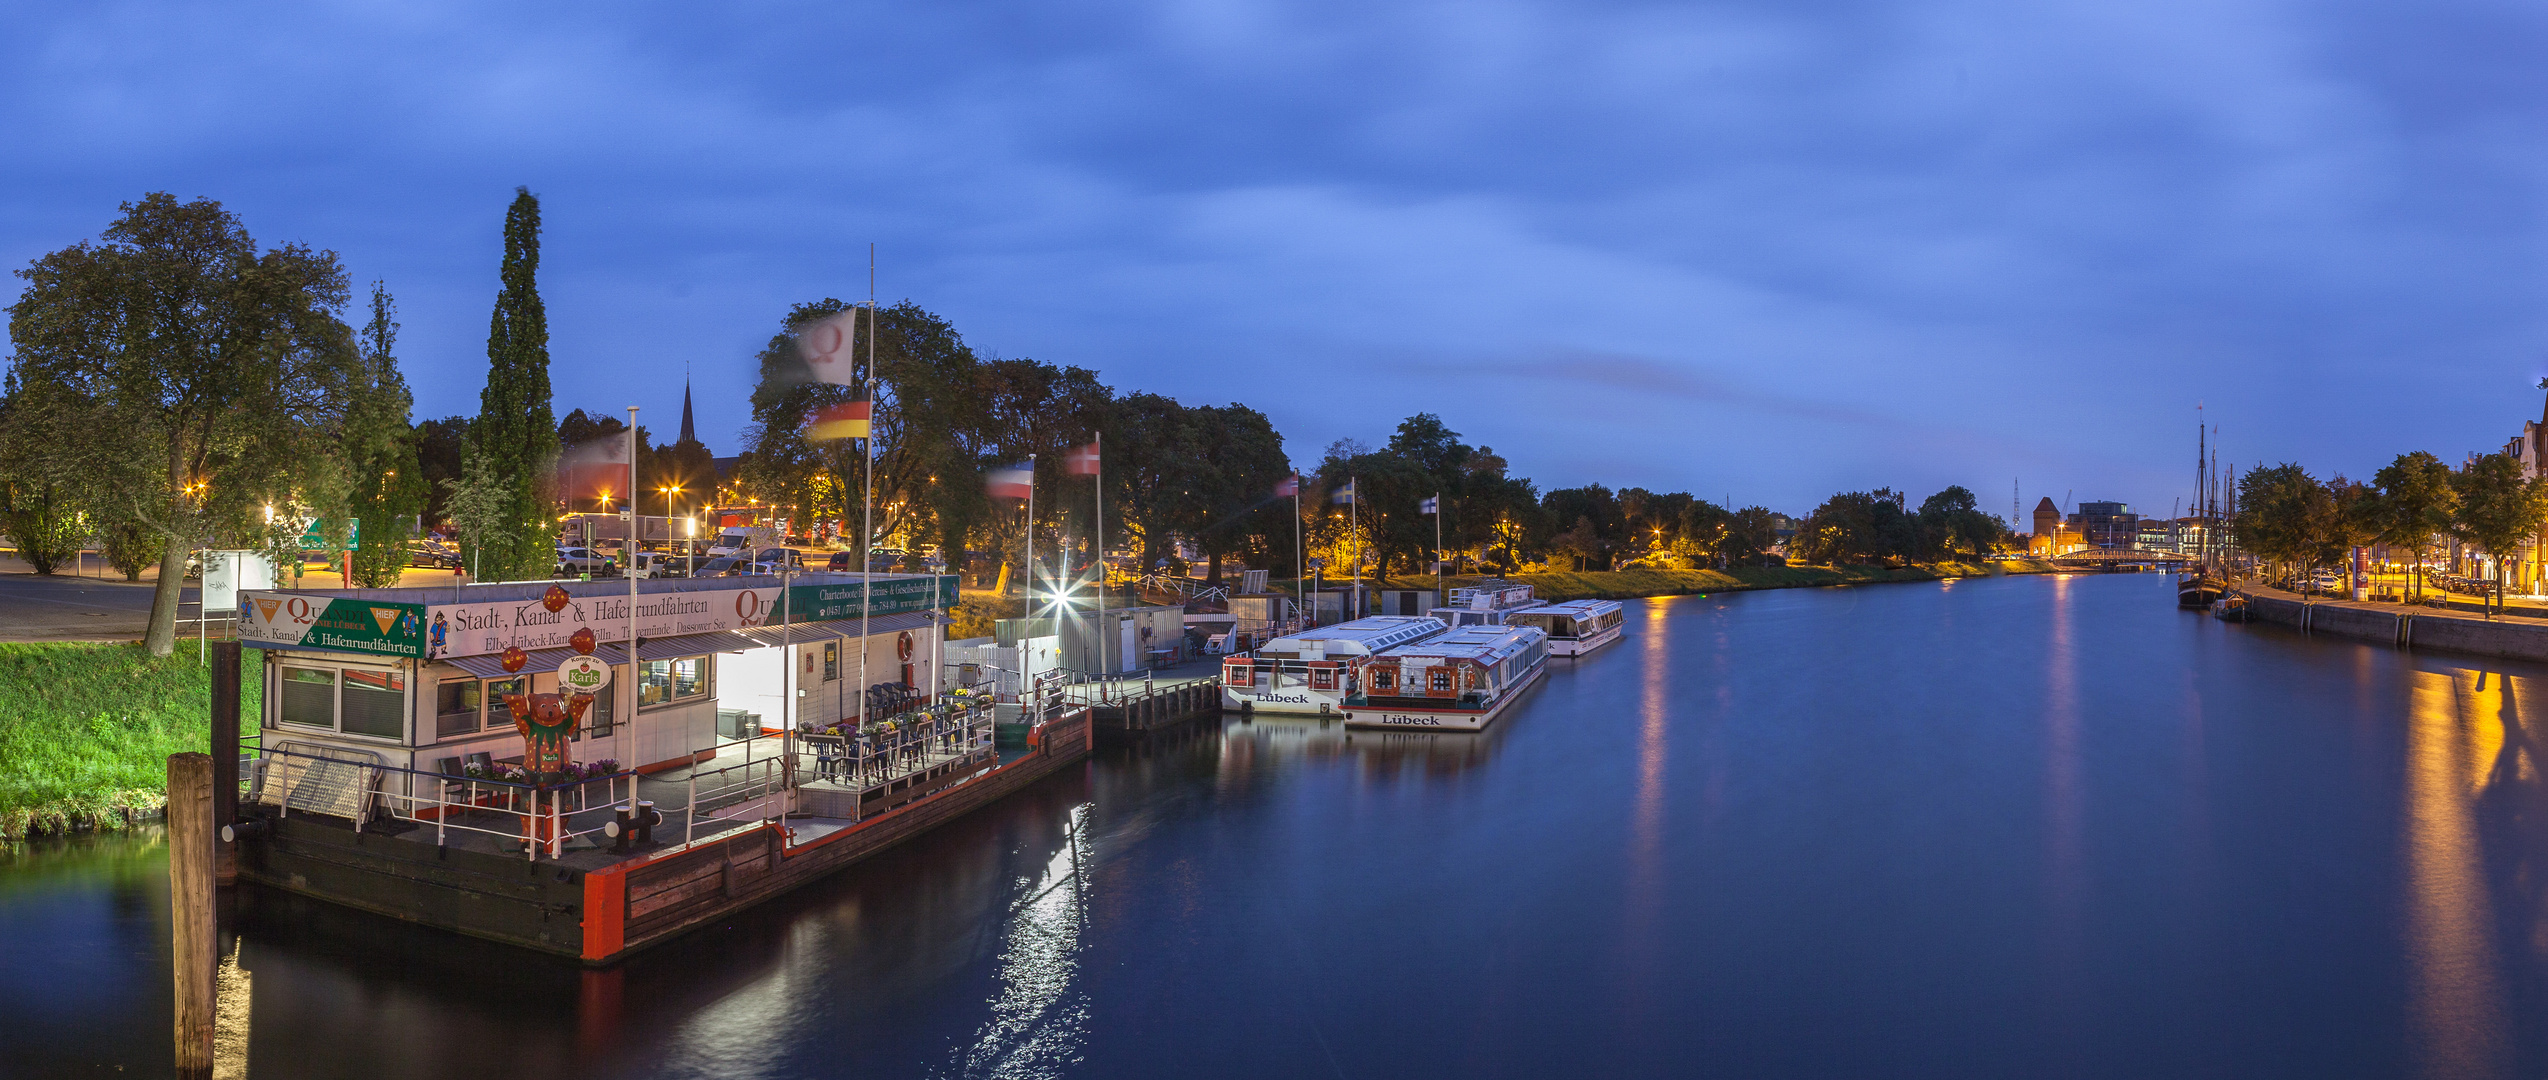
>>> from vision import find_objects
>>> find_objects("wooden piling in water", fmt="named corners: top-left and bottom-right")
top-left (210, 642), bottom-right (240, 887)
top-left (168, 751), bottom-right (216, 1077)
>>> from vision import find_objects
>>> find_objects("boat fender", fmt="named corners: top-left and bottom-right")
top-left (1027, 724), bottom-right (1044, 749)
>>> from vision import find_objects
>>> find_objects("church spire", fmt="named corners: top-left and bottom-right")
top-left (679, 379), bottom-right (696, 446)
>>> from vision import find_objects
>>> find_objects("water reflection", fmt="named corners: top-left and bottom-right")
top-left (2404, 669), bottom-right (2509, 1080)
top-left (944, 806), bottom-right (1092, 1079)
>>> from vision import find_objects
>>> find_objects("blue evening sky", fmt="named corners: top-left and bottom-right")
top-left (6, 1), bottom-right (2545, 517)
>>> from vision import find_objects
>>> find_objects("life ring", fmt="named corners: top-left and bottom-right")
top-left (896, 631), bottom-right (914, 662)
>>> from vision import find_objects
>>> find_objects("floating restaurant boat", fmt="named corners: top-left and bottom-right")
top-left (1220, 614), bottom-right (1449, 715)
top-left (219, 573), bottom-right (1092, 965)
top-left (1508, 599), bottom-right (1626, 657)
top-left (1342, 623), bottom-right (1550, 731)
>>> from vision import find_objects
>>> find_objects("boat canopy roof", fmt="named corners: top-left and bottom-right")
top-left (1514, 599), bottom-right (1622, 619)
top-left (1373, 624), bottom-right (1545, 666)
top-left (1257, 615), bottom-right (1446, 658)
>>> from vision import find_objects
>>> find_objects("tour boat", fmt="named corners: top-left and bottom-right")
top-left (1508, 599), bottom-right (1625, 657)
top-left (2211, 593), bottom-right (2250, 622)
top-left (1222, 615), bottom-right (1448, 715)
top-left (1343, 623), bottom-right (1550, 731)
top-left (1425, 580), bottom-right (1547, 628)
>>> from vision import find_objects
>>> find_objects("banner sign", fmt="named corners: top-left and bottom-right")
top-left (244, 576), bottom-right (959, 661)
top-left (417, 576), bottom-right (960, 661)
top-left (786, 575), bottom-right (959, 622)
top-left (239, 593), bottom-right (428, 657)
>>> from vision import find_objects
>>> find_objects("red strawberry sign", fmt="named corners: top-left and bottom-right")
top-left (500, 645), bottom-right (528, 673)
top-left (570, 627), bottom-right (596, 655)
top-left (542, 585), bottom-right (572, 613)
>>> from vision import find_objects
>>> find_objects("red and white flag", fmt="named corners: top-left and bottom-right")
top-left (797, 310), bottom-right (859, 386)
top-left (1066, 442), bottom-right (1100, 476)
top-left (1274, 475), bottom-right (1298, 498)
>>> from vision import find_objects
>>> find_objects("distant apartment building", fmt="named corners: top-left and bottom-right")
top-left (2072, 501), bottom-right (2139, 548)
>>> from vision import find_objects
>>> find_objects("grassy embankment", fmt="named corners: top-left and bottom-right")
top-left (0, 642), bottom-right (261, 841)
top-left (1504, 559), bottom-right (2058, 601)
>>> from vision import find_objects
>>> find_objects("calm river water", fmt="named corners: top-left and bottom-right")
top-left (11, 573), bottom-right (2548, 1078)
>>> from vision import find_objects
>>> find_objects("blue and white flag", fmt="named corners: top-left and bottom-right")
top-left (1331, 478), bottom-right (1357, 505)
top-left (1419, 495), bottom-right (1439, 514)
top-left (986, 463), bottom-right (1034, 499)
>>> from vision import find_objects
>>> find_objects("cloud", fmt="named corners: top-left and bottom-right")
top-left (5, 0), bottom-right (2548, 511)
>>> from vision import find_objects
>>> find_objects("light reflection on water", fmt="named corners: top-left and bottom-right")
top-left (30, 575), bottom-right (2548, 1077)
top-left (2403, 670), bottom-right (2509, 1080)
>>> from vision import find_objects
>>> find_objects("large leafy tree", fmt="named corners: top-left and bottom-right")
top-left (457, 187), bottom-right (559, 581)
top-left (1915, 485), bottom-right (2008, 559)
top-left (2450, 452), bottom-right (2548, 615)
top-left (2372, 450), bottom-right (2456, 601)
top-left (4, 193), bottom-right (360, 654)
top-left (1542, 484), bottom-right (1626, 570)
top-left (2233, 463), bottom-right (2338, 589)
top-left (1792, 489), bottom-right (1918, 565)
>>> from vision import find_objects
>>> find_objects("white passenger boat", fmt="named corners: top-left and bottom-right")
top-left (1342, 623), bottom-right (1549, 731)
top-left (1425, 580), bottom-right (1546, 628)
top-left (1508, 599), bottom-right (1625, 657)
top-left (1221, 615), bottom-right (1449, 715)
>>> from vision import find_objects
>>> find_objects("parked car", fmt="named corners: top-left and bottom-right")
top-left (696, 556), bottom-right (755, 577)
top-left (555, 546), bottom-right (616, 577)
top-left (407, 539), bottom-right (462, 569)
top-left (825, 551), bottom-right (861, 572)
top-left (628, 551), bottom-right (688, 579)
top-left (751, 547), bottom-right (805, 572)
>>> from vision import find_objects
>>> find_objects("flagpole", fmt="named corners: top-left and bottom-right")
top-left (1025, 453), bottom-right (1036, 712)
top-left (1350, 474), bottom-right (1360, 620)
top-left (860, 251), bottom-right (876, 727)
top-left (626, 406), bottom-right (640, 770)
top-left (1293, 480), bottom-right (1303, 631)
top-left (1434, 491), bottom-right (1443, 587)
top-left (1095, 432), bottom-right (1108, 675)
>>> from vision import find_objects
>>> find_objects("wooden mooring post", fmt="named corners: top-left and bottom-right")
top-left (210, 641), bottom-right (240, 886)
top-left (168, 751), bottom-right (216, 1077)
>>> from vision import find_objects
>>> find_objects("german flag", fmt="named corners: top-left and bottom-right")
top-left (809, 398), bottom-right (871, 441)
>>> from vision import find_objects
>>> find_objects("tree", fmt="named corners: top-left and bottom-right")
top-left (344, 282), bottom-right (425, 587)
top-left (414, 416), bottom-right (468, 529)
top-left (1541, 485), bottom-right (1624, 570)
top-left (1915, 486), bottom-right (2007, 559)
top-left (458, 187), bottom-right (559, 581)
top-left (2326, 476), bottom-right (2382, 596)
top-left (2233, 463), bottom-right (2338, 591)
top-left (2450, 453), bottom-right (2548, 616)
top-left (4, 193), bottom-right (359, 654)
top-left (1792, 489), bottom-right (1918, 565)
top-left (2372, 451), bottom-right (2456, 601)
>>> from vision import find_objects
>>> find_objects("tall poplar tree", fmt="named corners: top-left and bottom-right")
top-left (457, 187), bottom-right (559, 579)
top-left (346, 282), bottom-right (425, 586)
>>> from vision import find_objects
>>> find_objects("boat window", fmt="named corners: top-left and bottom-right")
top-left (823, 641), bottom-right (839, 682)
top-left (1429, 669), bottom-right (1453, 693)
top-left (341, 669), bottom-right (405, 740)
top-left (1370, 667), bottom-right (1395, 692)
top-left (279, 668), bottom-right (336, 729)
top-left (640, 656), bottom-right (711, 708)
top-left (435, 678), bottom-right (481, 739)
top-left (485, 678), bottom-right (526, 729)
top-left (584, 673), bottom-right (617, 739)
top-left (1311, 667), bottom-right (1336, 691)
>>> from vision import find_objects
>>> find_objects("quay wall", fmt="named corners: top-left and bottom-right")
top-left (2244, 595), bottom-right (2548, 664)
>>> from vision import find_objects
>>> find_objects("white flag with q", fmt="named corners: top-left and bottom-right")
top-left (797, 310), bottom-right (859, 386)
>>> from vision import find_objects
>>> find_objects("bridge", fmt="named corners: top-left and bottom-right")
top-left (2047, 547), bottom-right (2198, 566)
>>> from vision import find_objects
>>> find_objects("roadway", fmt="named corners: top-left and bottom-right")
top-left (0, 552), bottom-right (466, 644)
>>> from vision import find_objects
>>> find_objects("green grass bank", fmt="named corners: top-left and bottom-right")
top-left (0, 642), bottom-right (259, 841)
top-left (1505, 560), bottom-right (2060, 601)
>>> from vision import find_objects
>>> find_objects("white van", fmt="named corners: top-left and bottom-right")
top-left (706, 527), bottom-right (756, 559)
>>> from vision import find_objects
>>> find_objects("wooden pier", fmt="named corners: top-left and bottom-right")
top-left (1088, 681), bottom-right (1220, 740)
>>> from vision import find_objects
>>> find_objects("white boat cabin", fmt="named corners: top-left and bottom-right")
top-left (1507, 599), bottom-right (1626, 656)
top-left (238, 574), bottom-right (955, 801)
top-left (1221, 614), bottom-right (1448, 714)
